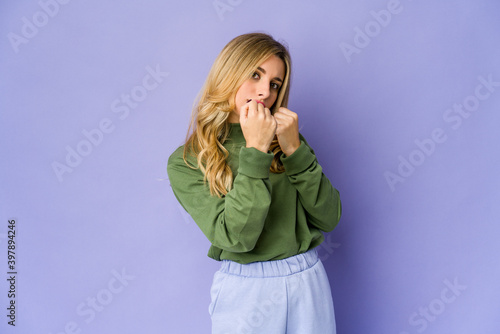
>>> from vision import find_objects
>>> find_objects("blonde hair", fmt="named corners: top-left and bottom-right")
top-left (183, 32), bottom-right (292, 197)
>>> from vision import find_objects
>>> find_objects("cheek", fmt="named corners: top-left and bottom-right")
top-left (237, 81), bottom-right (252, 96)
top-left (269, 91), bottom-right (279, 105)
top-left (234, 83), bottom-right (248, 110)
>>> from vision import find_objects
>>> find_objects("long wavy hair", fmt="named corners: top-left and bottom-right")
top-left (183, 32), bottom-right (292, 198)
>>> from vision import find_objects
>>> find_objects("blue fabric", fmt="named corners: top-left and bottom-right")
top-left (209, 248), bottom-right (336, 333)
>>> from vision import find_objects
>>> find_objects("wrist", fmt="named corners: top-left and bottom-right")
top-left (283, 143), bottom-right (300, 157)
top-left (246, 144), bottom-right (269, 153)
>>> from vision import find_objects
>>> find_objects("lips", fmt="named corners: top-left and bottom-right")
top-left (246, 99), bottom-right (265, 107)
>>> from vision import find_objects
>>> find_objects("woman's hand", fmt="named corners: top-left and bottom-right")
top-left (273, 107), bottom-right (300, 157)
top-left (240, 100), bottom-right (277, 153)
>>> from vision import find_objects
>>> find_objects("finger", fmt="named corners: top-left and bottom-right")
top-left (240, 100), bottom-right (251, 121)
top-left (256, 100), bottom-right (265, 114)
top-left (265, 108), bottom-right (276, 127)
top-left (274, 112), bottom-right (297, 126)
top-left (273, 112), bottom-right (290, 122)
top-left (256, 100), bottom-right (266, 108)
top-left (278, 107), bottom-right (297, 118)
top-left (275, 119), bottom-right (283, 134)
top-left (246, 100), bottom-right (259, 116)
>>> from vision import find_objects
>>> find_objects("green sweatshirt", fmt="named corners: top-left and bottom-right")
top-left (167, 123), bottom-right (341, 264)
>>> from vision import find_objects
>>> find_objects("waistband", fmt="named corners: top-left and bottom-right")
top-left (219, 248), bottom-right (319, 278)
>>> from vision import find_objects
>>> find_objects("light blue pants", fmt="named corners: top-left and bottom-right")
top-left (209, 248), bottom-right (336, 333)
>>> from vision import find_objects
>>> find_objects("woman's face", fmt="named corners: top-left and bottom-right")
top-left (230, 55), bottom-right (286, 122)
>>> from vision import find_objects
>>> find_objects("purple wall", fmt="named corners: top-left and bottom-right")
top-left (1, 1), bottom-right (499, 333)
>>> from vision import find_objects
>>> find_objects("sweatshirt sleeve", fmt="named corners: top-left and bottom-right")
top-left (167, 146), bottom-right (274, 253)
top-left (280, 133), bottom-right (342, 232)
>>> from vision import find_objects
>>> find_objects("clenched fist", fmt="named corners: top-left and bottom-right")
top-left (240, 100), bottom-right (277, 153)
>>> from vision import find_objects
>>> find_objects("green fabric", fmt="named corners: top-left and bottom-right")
top-left (167, 123), bottom-right (341, 264)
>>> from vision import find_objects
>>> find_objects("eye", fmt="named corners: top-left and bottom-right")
top-left (252, 72), bottom-right (260, 79)
top-left (271, 82), bottom-right (280, 90)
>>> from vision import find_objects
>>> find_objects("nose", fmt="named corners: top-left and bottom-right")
top-left (257, 80), bottom-right (270, 100)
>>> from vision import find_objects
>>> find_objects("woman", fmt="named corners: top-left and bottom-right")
top-left (167, 32), bottom-right (342, 333)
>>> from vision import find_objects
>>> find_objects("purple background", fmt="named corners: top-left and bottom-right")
top-left (1, 1), bottom-right (499, 333)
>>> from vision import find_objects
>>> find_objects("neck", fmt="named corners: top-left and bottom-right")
top-left (227, 111), bottom-right (239, 123)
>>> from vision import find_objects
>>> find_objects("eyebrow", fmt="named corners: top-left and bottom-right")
top-left (257, 67), bottom-right (283, 83)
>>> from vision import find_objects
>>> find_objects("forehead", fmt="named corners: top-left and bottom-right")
top-left (257, 55), bottom-right (285, 79)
